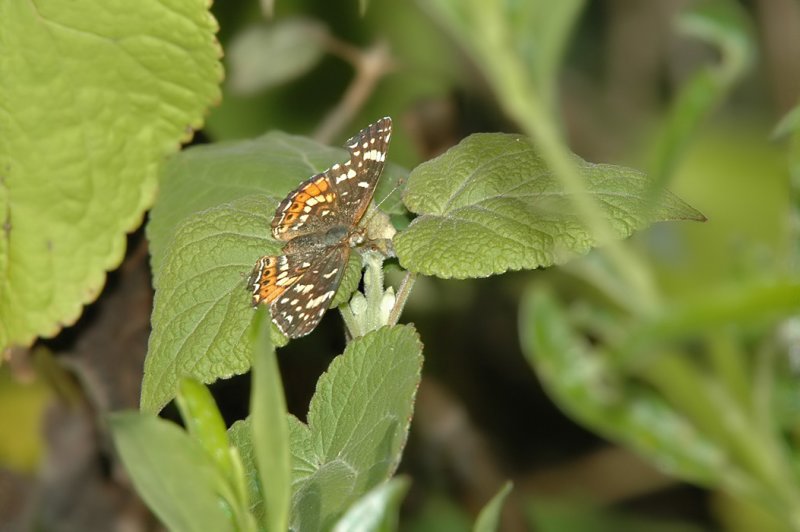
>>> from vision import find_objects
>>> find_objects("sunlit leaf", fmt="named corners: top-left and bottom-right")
top-left (0, 0), bottom-right (221, 353)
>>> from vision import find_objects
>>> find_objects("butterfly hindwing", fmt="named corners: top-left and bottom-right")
top-left (250, 245), bottom-right (350, 338)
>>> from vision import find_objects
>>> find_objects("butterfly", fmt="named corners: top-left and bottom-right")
top-left (248, 117), bottom-right (392, 338)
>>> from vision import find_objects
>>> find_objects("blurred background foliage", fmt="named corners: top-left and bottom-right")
top-left (2, 0), bottom-right (800, 530)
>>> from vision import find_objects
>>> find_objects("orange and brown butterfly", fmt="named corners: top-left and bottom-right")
top-left (248, 117), bottom-right (392, 338)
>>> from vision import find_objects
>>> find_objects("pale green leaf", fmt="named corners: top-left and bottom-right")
top-left (473, 481), bottom-right (513, 532)
top-left (519, 286), bottom-right (727, 485)
top-left (395, 133), bottom-right (704, 279)
top-left (109, 412), bottom-right (232, 532)
top-left (0, 0), bottom-right (221, 353)
top-left (332, 477), bottom-right (410, 532)
top-left (176, 379), bottom-right (235, 477)
top-left (249, 307), bottom-right (291, 532)
top-left (227, 20), bottom-right (327, 95)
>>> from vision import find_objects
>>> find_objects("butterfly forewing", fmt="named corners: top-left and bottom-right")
top-left (271, 117), bottom-right (392, 241)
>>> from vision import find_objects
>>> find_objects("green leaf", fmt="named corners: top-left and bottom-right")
top-left (227, 19), bottom-right (327, 95)
top-left (229, 419), bottom-right (264, 521)
top-left (249, 307), bottom-right (291, 532)
top-left (473, 481), bottom-right (513, 532)
top-left (148, 131), bottom-right (407, 274)
top-left (332, 477), bottom-right (410, 532)
top-left (176, 379), bottom-right (235, 477)
top-left (229, 325), bottom-right (423, 531)
top-left (143, 132), bottom-right (407, 411)
top-left (109, 412), bottom-right (232, 532)
top-left (519, 286), bottom-right (728, 486)
top-left (142, 196), bottom-right (280, 412)
top-left (0, 0), bottom-right (221, 353)
top-left (395, 133), bottom-right (704, 279)
top-left (290, 325), bottom-right (423, 530)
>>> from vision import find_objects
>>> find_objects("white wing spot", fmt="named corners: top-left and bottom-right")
top-left (347, 168), bottom-right (356, 178)
top-left (322, 268), bottom-right (339, 279)
top-left (357, 181), bottom-right (370, 188)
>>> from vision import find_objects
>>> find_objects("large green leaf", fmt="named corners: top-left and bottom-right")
top-left (230, 325), bottom-right (423, 531)
top-left (148, 131), bottom-right (407, 273)
top-left (0, 0), bottom-right (221, 353)
top-left (394, 133), bottom-right (704, 279)
top-left (143, 132), bottom-right (407, 411)
top-left (109, 412), bottom-right (232, 532)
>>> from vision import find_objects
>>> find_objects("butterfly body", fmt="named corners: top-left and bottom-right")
top-left (249, 117), bottom-right (392, 338)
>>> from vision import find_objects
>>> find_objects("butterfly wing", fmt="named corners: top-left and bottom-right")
top-left (271, 117), bottom-right (392, 242)
top-left (249, 245), bottom-right (349, 338)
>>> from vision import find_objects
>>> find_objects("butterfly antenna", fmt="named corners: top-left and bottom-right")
top-left (366, 177), bottom-right (405, 222)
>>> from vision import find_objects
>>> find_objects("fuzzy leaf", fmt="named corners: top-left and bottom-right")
top-left (0, 0), bottom-right (221, 353)
top-left (230, 325), bottom-right (423, 531)
top-left (395, 133), bottom-right (704, 279)
top-left (143, 132), bottom-right (407, 411)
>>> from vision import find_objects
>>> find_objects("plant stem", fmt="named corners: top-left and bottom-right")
top-left (388, 271), bottom-right (417, 326)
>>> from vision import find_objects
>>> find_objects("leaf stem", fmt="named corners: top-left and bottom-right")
top-left (388, 271), bottom-right (416, 326)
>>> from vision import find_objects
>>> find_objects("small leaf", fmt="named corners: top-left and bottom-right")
top-left (395, 133), bottom-right (704, 279)
top-left (0, 0), bottom-right (221, 353)
top-left (227, 20), bottom-right (327, 95)
top-left (249, 307), bottom-right (291, 532)
top-left (332, 477), bottom-right (411, 532)
top-left (230, 325), bottom-right (424, 531)
top-left (109, 412), bottom-right (232, 532)
top-left (291, 325), bottom-right (423, 530)
top-left (176, 379), bottom-right (234, 477)
top-left (473, 481), bottom-right (513, 532)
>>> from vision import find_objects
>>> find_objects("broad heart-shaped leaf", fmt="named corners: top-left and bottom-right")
top-left (0, 0), bottom-right (221, 353)
top-left (109, 412), bottom-right (232, 532)
top-left (394, 133), bottom-right (705, 279)
top-left (229, 325), bottom-right (423, 531)
top-left (143, 131), bottom-right (407, 411)
top-left (147, 130), bottom-right (408, 274)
